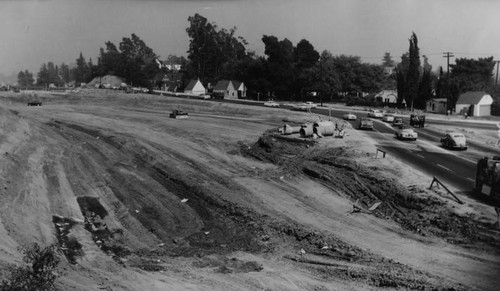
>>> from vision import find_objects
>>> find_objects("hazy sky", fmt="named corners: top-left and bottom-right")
top-left (1, 0), bottom-right (499, 75)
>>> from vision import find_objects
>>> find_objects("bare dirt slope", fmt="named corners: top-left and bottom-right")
top-left (0, 90), bottom-right (499, 290)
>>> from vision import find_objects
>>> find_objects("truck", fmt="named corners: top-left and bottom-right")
top-left (409, 114), bottom-right (425, 128)
top-left (475, 156), bottom-right (500, 226)
top-left (169, 109), bottom-right (188, 119)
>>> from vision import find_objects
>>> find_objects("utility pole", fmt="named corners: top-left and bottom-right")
top-left (495, 60), bottom-right (500, 85)
top-left (442, 52), bottom-right (454, 75)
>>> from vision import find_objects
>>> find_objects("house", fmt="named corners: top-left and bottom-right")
top-left (374, 90), bottom-right (400, 104)
top-left (184, 79), bottom-right (206, 95)
top-left (455, 91), bottom-right (493, 117)
top-left (232, 81), bottom-right (247, 98)
top-left (426, 98), bottom-right (447, 114)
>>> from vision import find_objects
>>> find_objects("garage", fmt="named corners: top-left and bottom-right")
top-left (455, 91), bottom-right (493, 117)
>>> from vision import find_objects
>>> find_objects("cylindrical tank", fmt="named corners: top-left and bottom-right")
top-left (283, 124), bottom-right (300, 135)
top-left (300, 123), bottom-right (314, 138)
top-left (313, 121), bottom-right (335, 136)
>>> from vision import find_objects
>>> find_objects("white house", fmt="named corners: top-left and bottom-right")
top-left (374, 90), bottom-right (400, 104)
top-left (426, 98), bottom-right (447, 114)
top-left (213, 80), bottom-right (247, 99)
top-left (455, 91), bottom-right (493, 117)
top-left (184, 79), bottom-right (206, 95)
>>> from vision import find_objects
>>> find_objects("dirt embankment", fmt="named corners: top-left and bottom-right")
top-left (0, 92), bottom-right (499, 290)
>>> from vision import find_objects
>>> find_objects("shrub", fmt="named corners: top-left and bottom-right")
top-left (0, 243), bottom-right (61, 291)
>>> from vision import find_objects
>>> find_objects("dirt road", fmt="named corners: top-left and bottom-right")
top-left (0, 90), bottom-right (499, 290)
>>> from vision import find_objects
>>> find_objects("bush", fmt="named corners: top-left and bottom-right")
top-left (0, 243), bottom-right (61, 291)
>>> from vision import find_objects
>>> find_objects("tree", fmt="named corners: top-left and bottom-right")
top-left (261, 35), bottom-right (295, 98)
top-left (382, 52), bottom-right (395, 67)
top-left (407, 32), bottom-right (421, 110)
top-left (73, 52), bottom-right (90, 84)
top-left (450, 56), bottom-right (495, 92)
top-left (1, 243), bottom-right (60, 291)
top-left (186, 14), bottom-right (249, 84)
top-left (36, 64), bottom-right (50, 86)
top-left (17, 70), bottom-right (34, 87)
top-left (59, 63), bottom-right (71, 84)
top-left (294, 39), bottom-right (319, 69)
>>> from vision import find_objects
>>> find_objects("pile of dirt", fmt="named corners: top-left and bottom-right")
top-left (244, 132), bottom-right (500, 249)
top-left (86, 75), bottom-right (126, 88)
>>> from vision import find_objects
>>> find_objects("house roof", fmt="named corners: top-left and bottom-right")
top-left (232, 81), bottom-right (245, 90)
top-left (213, 80), bottom-right (233, 91)
top-left (456, 91), bottom-right (489, 105)
top-left (184, 79), bottom-right (202, 91)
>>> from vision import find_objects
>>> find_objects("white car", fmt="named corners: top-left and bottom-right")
top-left (395, 125), bottom-right (418, 140)
top-left (304, 101), bottom-right (318, 108)
top-left (264, 101), bottom-right (280, 107)
top-left (441, 132), bottom-right (467, 150)
top-left (368, 109), bottom-right (384, 118)
top-left (343, 113), bottom-right (357, 120)
top-left (292, 103), bottom-right (309, 111)
top-left (382, 114), bottom-right (395, 122)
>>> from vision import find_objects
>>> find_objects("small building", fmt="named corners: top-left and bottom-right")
top-left (213, 80), bottom-right (247, 99)
top-left (455, 91), bottom-right (493, 117)
top-left (232, 81), bottom-right (247, 98)
top-left (426, 98), bottom-right (447, 114)
top-left (374, 90), bottom-right (399, 104)
top-left (184, 79), bottom-right (206, 95)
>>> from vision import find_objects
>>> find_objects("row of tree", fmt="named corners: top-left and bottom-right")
top-left (16, 13), bottom-right (499, 112)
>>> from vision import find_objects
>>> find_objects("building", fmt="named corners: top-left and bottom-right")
top-left (455, 91), bottom-right (493, 117)
top-left (232, 81), bottom-right (247, 98)
top-left (374, 90), bottom-right (400, 104)
top-left (213, 80), bottom-right (247, 99)
top-left (426, 98), bottom-right (447, 114)
top-left (184, 79), bottom-right (206, 95)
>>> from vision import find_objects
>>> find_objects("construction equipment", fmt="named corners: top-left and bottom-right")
top-left (475, 156), bottom-right (500, 226)
top-left (169, 109), bottom-right (189, 119)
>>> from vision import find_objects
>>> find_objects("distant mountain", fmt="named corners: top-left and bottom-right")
top-left (0, 72), bottom-right (17, 86)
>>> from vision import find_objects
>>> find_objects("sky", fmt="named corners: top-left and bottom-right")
top-left (1, 0), bottom-right (500, 76)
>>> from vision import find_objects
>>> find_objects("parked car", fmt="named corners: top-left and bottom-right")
top-left (382, 114), bottom-right (395, 122)
top-left (368, 109), bottom-right (384, 118)
top-left (358, 118), bottom-right (374, 130)
top-left (264, 101), bottom-right (280, 107)
top-left (441, 132), bottom-right (468, 150)
top-left (343, 112), bottom-right (357, 120)
top-left (395, 125), bottom-right (418, 140)
top-left (392, 117), bottom-right (403, 128)
top-left (304, 101), bottom-right (318, 108)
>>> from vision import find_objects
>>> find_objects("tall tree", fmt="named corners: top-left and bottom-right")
top-left (74, 52), bottom-right (89, 84)
top-left (17, 70), bottom-right (34, 87)
top-left (395, 53), bottom-right (409, 106)
top-left (294, 39), bottom-right (319, 69)
top-left (382, 52), bottom-right (395, 67)
top-left (406, 32), bottom-right (421, 110)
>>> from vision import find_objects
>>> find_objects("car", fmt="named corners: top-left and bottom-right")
top-left (392, 117), bottom-right (403, 128)
top-left (358, 118), bottom-right (374, 130)
top-left (304, 101), bottom-right (317, 108)
top-left (395, 125), bottom-right (418, 140)
top-left (27, 101), bottom-right (42, 106)
top-left (343, 112), bottom-right (357, 120)
top-left (382, 114), bottom-right (395, 122)
top-left (292, 103), bottom-right (309, 111)
top-left (441, 132), bottom-right (468, 150)
top-left (367, 109), bottom-right (384, 118)
top-left (264, 101), bottom-right (280, 107)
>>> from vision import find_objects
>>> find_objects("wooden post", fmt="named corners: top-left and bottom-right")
top-left (429, 176), bottom-right (464, 204)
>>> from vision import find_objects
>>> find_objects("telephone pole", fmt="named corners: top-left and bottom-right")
top-left (495, 60), bottom-right (500, 85)
top-left (443, 52), bottom-right (454, 75)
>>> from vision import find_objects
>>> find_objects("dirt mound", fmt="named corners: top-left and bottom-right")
top-left (87, 75), bottom-right (126, 87)
top-left (245, 132), bottom-right (500, 249)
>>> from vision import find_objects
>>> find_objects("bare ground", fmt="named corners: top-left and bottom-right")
top-left (0, 90), bottom-right (499, 290)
